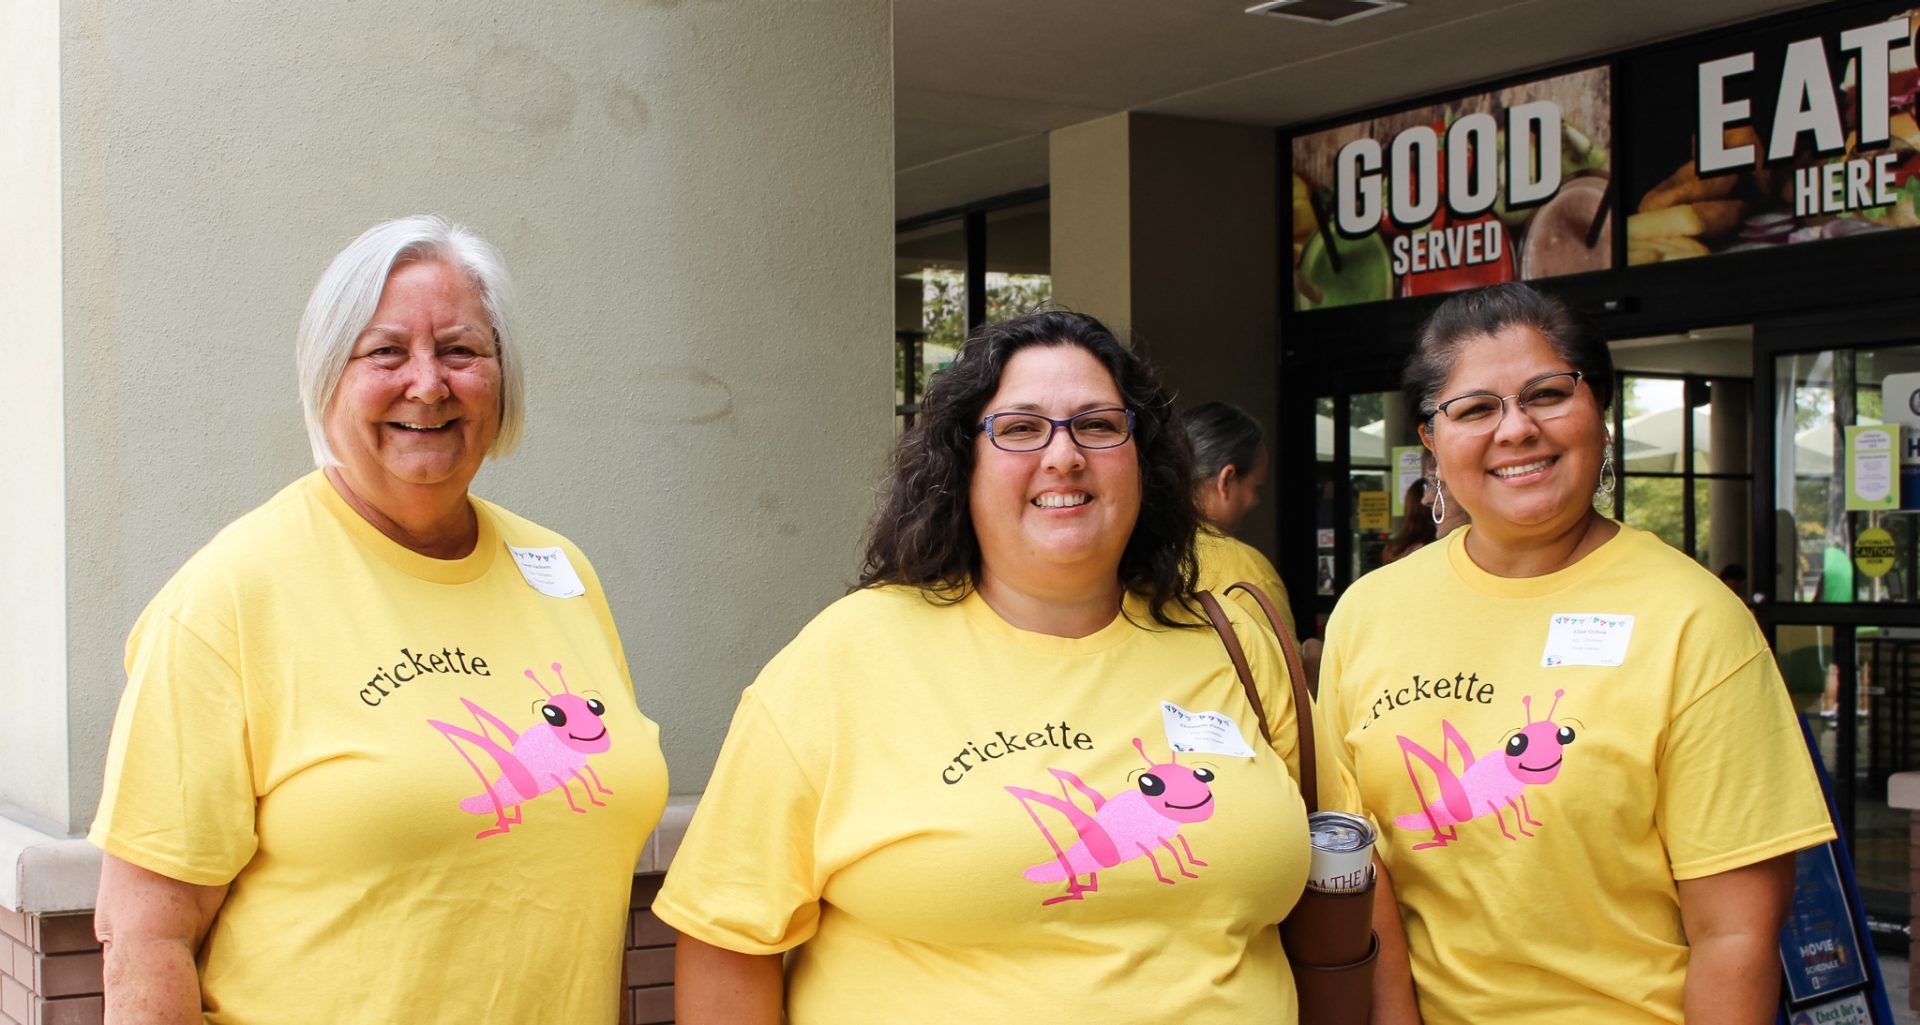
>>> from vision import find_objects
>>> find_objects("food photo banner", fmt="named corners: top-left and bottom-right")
top-left (1289, 67), bottom-right (1612, 311)
top-left (1624, 2), bottom-right (1920, 266)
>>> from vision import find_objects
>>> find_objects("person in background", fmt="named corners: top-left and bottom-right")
top-left (90, 215), bottom-right (668, 1025)
top-left (1318, 282), bottom-right (1833, 1023)
top-left (1379, 478), bottom-right (1436, 564)
top-left (1383, 452), bottom-right (1470, 564)
top-left (657, 311), bottom-right (1351, 1025)
top-left (1186, 401), bottom-right (1295, 636)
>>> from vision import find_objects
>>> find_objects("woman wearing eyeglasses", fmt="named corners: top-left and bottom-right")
top-left (1317, 283), bottom-right (1833, 1024)
top-left (657, 310), bottom-right (1351, 1024)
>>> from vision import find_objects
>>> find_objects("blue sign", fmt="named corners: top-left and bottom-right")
top-left (1774, 715), bottom-right (1895, 1024)
top-left (1779, 845), bottom-right (1868, 1001)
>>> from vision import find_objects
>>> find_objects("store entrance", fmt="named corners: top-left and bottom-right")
top-left (1308, 313), bottom-right (1920, 948)
top-left (1754, 315), bottom-right (1920, 951)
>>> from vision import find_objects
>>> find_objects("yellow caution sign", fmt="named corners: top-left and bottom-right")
top-left (1357, 491), bottom-right (1390, 532)
top-left (1854, 527), bottom-right (1897, 579)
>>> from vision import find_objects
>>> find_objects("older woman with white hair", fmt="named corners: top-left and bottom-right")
top-left (89, 215), bottom-right (667, 1024)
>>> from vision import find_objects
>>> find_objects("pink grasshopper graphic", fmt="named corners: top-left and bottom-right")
top-left (1395, 689), bottom-right (1576, 850)
top-left (1006, 738), bottom-right (1218, 905)
top-left (428, 662), bottom-right (614, 839)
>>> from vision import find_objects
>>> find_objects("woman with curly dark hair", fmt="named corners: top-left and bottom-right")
top-left (657, 310), bottom-right (1349, 1024)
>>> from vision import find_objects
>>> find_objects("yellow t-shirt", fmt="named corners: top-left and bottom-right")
top-left (654, 585), bottom-right (1352, 1024)
top-left (1194, 527), bottom-right (1297, 637)
top-left (90, 471), bottom-right (669, 1025)
top-left (1318, 524), bottom-right (1834, 1024)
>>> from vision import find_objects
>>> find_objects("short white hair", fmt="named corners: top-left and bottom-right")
top-left (296, 215), bottom-right (524, 467)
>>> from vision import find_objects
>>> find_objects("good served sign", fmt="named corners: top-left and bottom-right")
top-left (1289, 67), bottom-right (1612, 311)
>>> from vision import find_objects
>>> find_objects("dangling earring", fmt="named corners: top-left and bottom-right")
top-left (1430, 477), bottom-right (1446, 526)
top-left (1597, 431), bottom-right (1617, 498)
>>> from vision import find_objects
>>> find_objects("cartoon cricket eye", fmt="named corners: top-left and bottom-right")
top-left (1505, 734), bottom-right (1529, 756)
top-left (541, 704), bottom-right (568, 728)
top-left (1137, 773), bottom-right (1166, 796)
top-left (1192, 767), bottom-right (1215, 783)
top-left (1556, 725), bottom-right (1576, 745)
top-left (586, 698), bottom-right (607, 717)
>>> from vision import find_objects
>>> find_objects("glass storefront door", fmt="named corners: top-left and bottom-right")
top-left (1772, 621), bottom-right (1912, 951)
top-left (1759, 330), bottom-right (1920, 952)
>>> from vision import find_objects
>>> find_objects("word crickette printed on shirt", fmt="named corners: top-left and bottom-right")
top-left (1359, 670), bottom-right (1496, 730)
top-left (357, 645), bottom-right (492, 707)
top-left (940, 721), bottom-right (1094, 784)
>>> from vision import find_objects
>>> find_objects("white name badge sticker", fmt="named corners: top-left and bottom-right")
top-left (507, 544), bottom-right (586, 598)
top-left (1540, 613), bottom-right (1634, 667)
top-left (1160, 700), bottom-right (1258, 758)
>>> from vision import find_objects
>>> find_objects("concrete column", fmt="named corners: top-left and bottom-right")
top-left (1049, 114), bottom-right (1135, 339)
top-left (1, 0), bottom-right (893, 854)
top-left (0, 0), bottom-right (70, 838)
top-left (1049, 112), bottom-right (1281, 553)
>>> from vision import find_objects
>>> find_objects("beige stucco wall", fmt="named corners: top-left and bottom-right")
top-left (1048, 113), bottom-right (1133, 339)
top-left (1048, 112), bottom-right (1280, 556)
top-left (31, 0), bottom-right (891, 833)
top-left (0, 0), bottom-right (70, 833)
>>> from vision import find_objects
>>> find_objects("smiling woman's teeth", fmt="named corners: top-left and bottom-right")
top-left (392, 421), bottom-right (451, 432)
top-left (1493, 459), bottom-right (1552, 478)
top-left (1034, 493), bottom-right (1091, 508)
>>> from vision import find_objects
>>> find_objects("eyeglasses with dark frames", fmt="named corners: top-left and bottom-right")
top-left (1427, 371), bottom-right (1586, 435)
top-left (978, 407), bottom-right (1136, 452)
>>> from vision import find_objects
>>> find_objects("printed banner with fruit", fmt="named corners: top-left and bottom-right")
top-left (1289, 67), bottom-right (1612, 311)
top-left (1624, 3), bottom-right (1920, 266)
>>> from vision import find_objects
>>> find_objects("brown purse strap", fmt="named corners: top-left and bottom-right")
top-left (1197, 585), bottom-right (1317, 816)
top-left (1196, 590), bottom-right (1270, 744)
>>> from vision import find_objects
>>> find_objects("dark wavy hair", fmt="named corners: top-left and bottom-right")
top-left (1184, 401), bottom-right (1265, 485)
top-left (1403, 282), bottom-right (1615, 420)
top-left (858, 310), bottom-right (1200, 627)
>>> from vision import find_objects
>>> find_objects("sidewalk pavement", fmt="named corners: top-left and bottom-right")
top-left (1881, 956), bottom-right (1918, 1024)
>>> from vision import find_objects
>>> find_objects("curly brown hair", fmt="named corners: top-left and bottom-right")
top-left (858, 310), bottom-right (1201, 627)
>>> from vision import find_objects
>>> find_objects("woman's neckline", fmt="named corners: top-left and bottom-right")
top-left (1461, 511), bottom-right (1620, 578)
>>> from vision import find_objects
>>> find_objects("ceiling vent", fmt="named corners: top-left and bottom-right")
top-left (1245, 0), bottom-right (1405, 25)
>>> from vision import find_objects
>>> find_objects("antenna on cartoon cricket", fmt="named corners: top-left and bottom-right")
top-left (523, 662), bottom-right (572, 698)
top-left (1523, 689), bottom-right (1568, 725)
top-left (1133, 737), bottom-right (1175, 766)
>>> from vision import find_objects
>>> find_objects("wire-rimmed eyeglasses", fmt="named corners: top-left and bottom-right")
top-left (1427, 371), bottom-right (1586, 435)
top-left (978, 407), bottom-right (1136, 452)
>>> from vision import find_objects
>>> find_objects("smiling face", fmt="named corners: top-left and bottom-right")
top-left (324, 258), bottom-right (501, 520)
top-left (1132, 739), bottom-right (1216, 823)
top-left (1501, 720), bottom-right (1572, 783)
top-left (541, 694), bottom-right (612, 754)
top-left (969, 344), bottom-right (1142, 601)
top-left (1419, 324), bottom-right (1604, 546)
